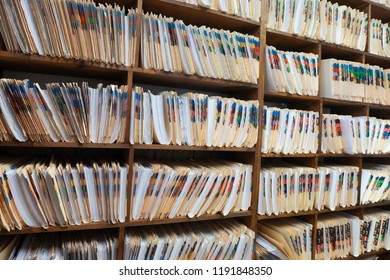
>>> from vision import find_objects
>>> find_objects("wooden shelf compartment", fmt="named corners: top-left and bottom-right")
top-left (141, 0), bottom-right (260, 34)
top-left (0, 51), bottom-right (259, 93)
top-left (266, 29), bottom-right (320, 53)
top-left (365, 0), bottom-right (390, 22)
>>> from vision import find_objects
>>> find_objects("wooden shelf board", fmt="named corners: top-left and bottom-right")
top-left (318, 153), bottom-right (361, 158)
top-left (133, 68), bottom-right (258, 92)
top-left (258, 205), bottom-right (364, 221)
top-left (322, 98), bottom-right (390, 111)
top-left (319, 153), bottom-right (390, 158)
top-left (128, 211), bottom-right (252, 227)
top-left (361, 200), bottom-right (390, 208)
top-left (0, 222), bottom-right (124, 235)
top-left (258, 210), bottom-right (320, 220)
top-left (261, 153), bottom-right (317, 158)
top-left (362, 154), bottom-right (390, 158)
top-left (369, 104), bottom-right (390, 111)
top-left (141, 0), bottom-right (260, 33)
top-left (264, 92), bottom-right (320, 103)
top-left (322, 98), bottom-right (369, 108)
top-left (321, 42), bottom-right (364, 60)
top-left (341, 248), bottom-right (389, 260)
top-left (0, 141), bottom-right (130, 149)
top-left (266, 29), bottom-right (319, 52)
top-left (0, 211), bottom-right (252, 235)
top-left (364, 52), bottom-right (390, 68)
top-left (133, 144), bottom-right (256, 152)
top-left (0, 51), bottom-right (129, 80)
top-left (258, 201), bottom-right (390, 221)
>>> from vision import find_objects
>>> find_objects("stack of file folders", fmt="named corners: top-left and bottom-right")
top-left (176, 0), bottom-right (261, 21)
top-left (321, 114), bottom-right (390, 154)
top-left (1, 231), bottom-right (118, 260)
top-left (320, 59), bottom-right (390, 104)
top-left (265, 46), bottom-right (319, 96)
top-left (316, 213), bottom-right (360, 259)
top-left (141, 12), bottom-right (260, 83)
top-left (0, 79), bottom-right (128, 143)
top-left (255, 234), bottom-right (288, 260)
top-left (258, 163), bottom-right (359, 216)
top-left (131, 160), bottom-right (252, 220)
top-left (369, 18), bottom-right (390, 58)
top-left (361, 209), bottom-right (390, 255)
top-left (0, 158), bottom-right (128, 232)
top-left (258, 210), bottom-right (390, 260)
top-left (0, 0), bottom-right (137, 66)
top-left (316, 210), bottom-right (390, 259)
top-left (360, 164), bottom-right (390, 205)
top-left (130, 86), bottom-right (259, 147)
top-left (266, 0), bottom-right (368, 51)
top-left (262, 106), bottom-right (319, 154)
top-left (257, 218), bottom-right (313, 260)
top-left (124, 220), bottom-right (254, 260)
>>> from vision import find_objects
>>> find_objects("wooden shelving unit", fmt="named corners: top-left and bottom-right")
top-left (0, 0), bottom-right (389, 260)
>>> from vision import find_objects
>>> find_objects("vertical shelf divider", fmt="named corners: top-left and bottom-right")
top-left (134, 0), bottom-right (144, 68)
top-left (253, 0), bottom-right (269, 253)
top-left (117, 227), bottom-right (126, 260)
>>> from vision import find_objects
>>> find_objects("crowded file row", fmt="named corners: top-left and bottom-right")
top-left (369, 19), bottom-right (390, 58)
top-left (262, 106), bottom-right (319, 154)
top-left (176, 0), bottom-right (261, 21)
top-left (1, 231), bottom-right (118, 260)
top-left (266, 46), bottom-right (319, 96)
top-left (258, 163), bottom-right (359, 216)
top-left (141, 12), bottom-right (260, 83)
top-left (130, 87), bottom-right (259, 147)
top-left (0, 0), bottom-right (137, 66)
top-left (320, 59), bottom-right (390, 104)
top-left (131, 160), bottom-right (252, 220)
top-left (316, 210), bottom-right (390, 259)
top-left (124, 219), bottom-right (254, 260)
top-left (321, 114), bottom-right (390, 154)
top-left (266, 0), bottom-right (368, 51)
top-left (0, 158), bottom-right (128, 231)
top-left (0, 79), bottom-right (128, 143)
